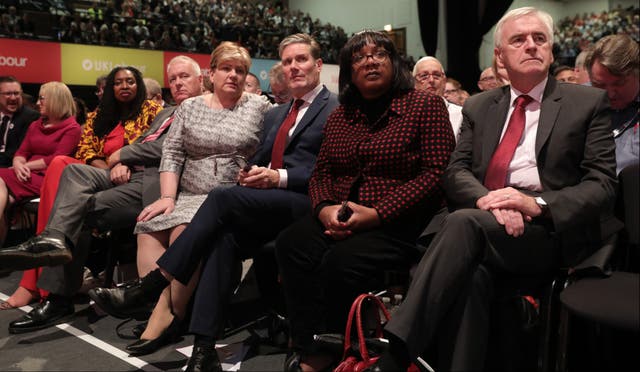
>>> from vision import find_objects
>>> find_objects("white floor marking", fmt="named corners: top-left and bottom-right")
top-left (0, 292), bottom-right (161, 371)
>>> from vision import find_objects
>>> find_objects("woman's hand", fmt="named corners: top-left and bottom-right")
top-left (318, 202), bottom-right (381, 240)
top-left (13, 162), bottom-right (31, 182)
top-left (238, 166), bottom-right (280, 189)
top-left (137, 197), bottom-right (175, 222)
top-left (110, 163), bottom-right (131, 185)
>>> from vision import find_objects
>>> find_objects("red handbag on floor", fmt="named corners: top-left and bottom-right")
top-left (334, 293), bottom-right (419, 372)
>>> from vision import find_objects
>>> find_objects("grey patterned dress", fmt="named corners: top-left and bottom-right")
top-left (134, 93), bottom-right (272, 234)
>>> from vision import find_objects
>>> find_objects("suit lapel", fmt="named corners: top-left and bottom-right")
top-left (136, 107), bottom-right (176, 143)
top-left (536, 79), bottom-right (561, 156)
top-left (287, 86), bottom-right (328, 147)
top-left (264, 101), bottom-right (293, 148)
top-left (483, 87), bottom-right (511, 164)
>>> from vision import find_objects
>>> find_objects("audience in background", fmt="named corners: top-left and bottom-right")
top-left (554, 65), bottom-right (578, 83)
top-left (443, 78), bottom-right (466, 106)
top-left (244, 72), bottom-right (262, 95)
top-left (477, 67), bottom-right (500, 91)
top-left (268, 62), bottom-right (291, 104)
top-left (574, 48), bottom-right (593, 85)
top-left (143, 78), bottom-right (166, 107)
top-left (0, 0), bottom-right (349, 63)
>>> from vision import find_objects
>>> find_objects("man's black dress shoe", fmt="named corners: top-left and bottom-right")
top-left (8, 296), bottom-right (74, 334)
top-left (186, 344), bottom-right (223, 372)
top-left (284, 352), bottom-right (302, 372)
top-left (88, 280), bottom-right (157, 320)
top-left (0, 233), bottom-right (72, 271)
top-left (126, 316), bottom-right (182, 355)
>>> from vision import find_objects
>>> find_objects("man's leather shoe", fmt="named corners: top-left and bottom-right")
top-left (0, 233), bottom-right (72, 271)
top-left (88, 280), bottom-right (156, 320)
top-left (284, 352), bottom-right (302, 372)
top-left (9, 297), bottom-right (74, 334)
top-left (185, 344), bottom-right (223, 372)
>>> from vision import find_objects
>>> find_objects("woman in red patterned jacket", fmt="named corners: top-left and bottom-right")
top-left (276, 30), bottom-right (457, 372)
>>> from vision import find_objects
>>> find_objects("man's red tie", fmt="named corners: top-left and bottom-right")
top-left (484, 95), bottom-right (533, 190)
top-left (141, 115), bottom-right (174, 143)
top-left (270, 99), bottom-right (304, 169)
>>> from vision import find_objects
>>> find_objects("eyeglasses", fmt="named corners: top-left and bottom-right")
top-left (415, 72), bottom-right (444, 82)
top-left (0, 91), bottom-right (21, 98)
top-left (479, 76), bottom-right (496, 82)
top-left (352, 50), bottom-right (389, 67)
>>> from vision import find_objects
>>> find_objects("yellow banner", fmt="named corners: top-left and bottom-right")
top-left (61, 44), bottom-right (164, 85)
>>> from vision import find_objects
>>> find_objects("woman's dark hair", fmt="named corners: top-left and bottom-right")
top-left (74, 97), bottom-right (88, 125)
top-left (338, 30), bottom-right (414, 104)
top-left (93, 66), bottom-right (146, 137)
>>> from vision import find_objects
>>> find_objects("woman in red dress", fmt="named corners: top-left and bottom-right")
top-left (1, 67), bottom-right (161, 309)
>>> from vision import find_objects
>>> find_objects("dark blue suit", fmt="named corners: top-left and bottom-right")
top-left (156, 86), bottom-right (339, 337)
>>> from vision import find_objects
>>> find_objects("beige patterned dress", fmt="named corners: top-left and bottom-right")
top-left (134, 93), bottom-right (272, 234)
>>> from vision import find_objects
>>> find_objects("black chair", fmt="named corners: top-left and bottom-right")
top-left (556, 163), bottom-right (639, 371)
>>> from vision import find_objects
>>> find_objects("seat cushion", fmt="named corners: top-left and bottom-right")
top-left (560, 271), bottom-right (639, 331)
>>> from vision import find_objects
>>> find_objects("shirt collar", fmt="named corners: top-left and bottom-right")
top-left (510, 76), bottom-right (547, 106)
top-left (295, 84), bottom-right (324, 108)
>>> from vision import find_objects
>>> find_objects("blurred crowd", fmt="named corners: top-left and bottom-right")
top-left (0, 0), bottom-right (349, 63)
top-left (554, 5), bottom-right (639, 66)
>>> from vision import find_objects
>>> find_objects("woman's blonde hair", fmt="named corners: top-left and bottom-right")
top-left (209, 41), bottom-right (251, 72)
top-left (39, 81), bottom-right (76, 120)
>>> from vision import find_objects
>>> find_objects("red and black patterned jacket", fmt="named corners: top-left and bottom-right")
top-left (309, 89), bottom-right (456, 226)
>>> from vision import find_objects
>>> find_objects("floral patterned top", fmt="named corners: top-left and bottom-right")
top-left (75, 100), bottom-right (162, 163)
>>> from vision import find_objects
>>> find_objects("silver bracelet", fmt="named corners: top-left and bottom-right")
top-left (160, 195), bottom-right (176, 200)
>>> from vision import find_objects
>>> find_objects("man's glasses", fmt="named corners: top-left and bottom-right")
top-left (479, 76), bottom-right (497, 82)
top-left (352, 50), bottom-right (389, 67)
top-left (415, 72), bottom-right (444, 82)
top-left (0, 91), bottom-right (21, 98)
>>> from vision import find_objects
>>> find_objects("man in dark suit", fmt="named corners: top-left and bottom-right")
top-left (371, 7), bottom-right (617, 372)
top-left (0, 56), bottom-right (203, 333)
top-left (0, 76), bottom-right (39, 167)
top-left (89, 33), bottom-right (339, 371)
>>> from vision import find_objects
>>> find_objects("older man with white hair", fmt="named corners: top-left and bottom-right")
top-left (413, 56), bottom-right (462, 141)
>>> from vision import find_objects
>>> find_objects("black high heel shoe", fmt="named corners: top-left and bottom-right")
top-left (125, 316), bottom-right (183, 356)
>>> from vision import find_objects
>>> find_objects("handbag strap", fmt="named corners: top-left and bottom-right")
top-left (342, 293), bottom-right (392, 362)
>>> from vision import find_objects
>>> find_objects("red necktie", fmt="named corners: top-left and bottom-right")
top-left (484, 95), bottom-right (533, 190)
top-left (270, 99), bottom-right (304, 169)
top-left (141, 115), bottom-right (174, 143)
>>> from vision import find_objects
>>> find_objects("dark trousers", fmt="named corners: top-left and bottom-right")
top-left (385, 209), bottom-right (559, 371)
top-left (156, 185), bottom-right (311, 338)
top-left (276, 214), bottom-right (419, 353)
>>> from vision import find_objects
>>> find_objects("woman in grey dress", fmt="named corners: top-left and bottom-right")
top-left (128, 42), bottom-right (271, 354)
